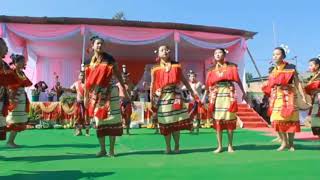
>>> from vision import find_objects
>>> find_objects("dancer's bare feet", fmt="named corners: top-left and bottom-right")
top-left (277, 144), bottom-right (288, 151)
top-left (6, 142), bottom-right (19, 148)
top-left (213, 147), bottom-right (223, 154)
top-left (288, 146), bottom-right (295, 152)
top-left (108, 152), bottom-right (115, 157)
top-left (164, 147), bottom-right (171, 154)
top-left (74, 129), bottom-right (82, 136)
top-left (174, 145), bottom-right (180, 154)
top-left (96, 151), bottom-right (107, 157)
top-left (85, 129), bottom-right (90, 136)
top-left (228, 146), bottom-right (235, 153)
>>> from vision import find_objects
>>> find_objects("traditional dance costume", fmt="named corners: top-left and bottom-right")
top-left (151, 61), bottom-right (192, 135)
top-left (0, 61), bottom-right (19, 140)
top-left (187, 80), bottom-right (206, 120)
top-left (262, 62), bottom-right (300, 133)
top-left (5, 69), bottom-right (32, 132)
top-left (206, 62), bottom-right (241, 131)
top-left (304, 72), bottom-right (320, 135)
top-left (85, 53), bottom-right (122, 137)
top-left (70, 80), bottom-right (89, 129)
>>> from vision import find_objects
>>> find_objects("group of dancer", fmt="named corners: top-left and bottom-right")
top-left (1, 35), bottom-right (320, 157)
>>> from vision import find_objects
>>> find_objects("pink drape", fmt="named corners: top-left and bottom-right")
top-left (2, 23), bottom-right (248, 90)
top-left (87, 25), bottom-right (173, 41)
top-left (36, 57), bottom-right (80, 88)
top-left (178, 30), bottom-right (241, 42)
top-left (6, 24), bottom-right (81, 38)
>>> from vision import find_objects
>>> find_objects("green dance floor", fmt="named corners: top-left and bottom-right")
top-left (0, 128), bottom-right (319, 180)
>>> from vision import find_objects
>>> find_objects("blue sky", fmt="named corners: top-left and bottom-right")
top-left (1, 0), bottom-right (319, 76)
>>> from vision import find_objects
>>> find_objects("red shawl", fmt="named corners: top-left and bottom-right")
top-left (151, 63), bottom-right (182, 94)
top-left (205, 63), bottom-right (240, 88)
top-left (85, 63), bottom-right (113, 90)
top-left (262, 62), bottom-right (295, 96)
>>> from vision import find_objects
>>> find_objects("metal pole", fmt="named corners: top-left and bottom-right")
top-left (81, 33), bottom-right (86, 65)
top-left (175, 41), bottom-right (178, 62)
top-left (246, 47), bottom-right (264, 83)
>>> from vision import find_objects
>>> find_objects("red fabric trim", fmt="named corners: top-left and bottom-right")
top-left (76, 81), bottom-right (85, 96)
top-left (152, 65), bottom-right (181, 94)
top-left (6, 123), bottom-right (26, 132)
top-left (96, 123), bottom-right (123, 137)
top-left (272, 121), bottom-right (301, 133)
top-left (61, 104), bottom-right (79, 122)
top-left (262, 85), bottom-right (272, 97)
top-left (0, 71), bottom-right (20, 87)
top-left (40, 103), bottom-right (61, 121)
top-left (19, 78), bottom-right (33, 88)
top-left (305, 81), bottom-right (320, 95)
top-left (159, 118), bottom-right (192, 136)
top-left (206, 65), bottom-right (240, 87)
top-left (144, 109), bottom-right (152, 120)
top-left (42, 112), bottom-right (60, 121)
top-left (7, 71), bottom-right (32, 90)
top-left (85, 64), bottom-right (113, 89)
top-left (87, 103), bottom-right (95, 118)
top-left (95, 107), bottom-right (109, 120)
top-left (213, 120), bottom-right (237, 132)
top-left (268, 71), bottom-right (294, 88)
top-left (228, 101), bottom-right (238, 112)
top-left (87, 91), bottom-right (97, 118)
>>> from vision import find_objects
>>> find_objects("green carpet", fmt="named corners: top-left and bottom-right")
top-left (0, 128), bottom-right (319, 180)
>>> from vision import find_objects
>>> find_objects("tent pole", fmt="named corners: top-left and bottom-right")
top-left (175, 41), bottom-right (178, 62)
top-left (246, 47), bottom-right (264, 83)
top-left (81, 33), bottom-right (86, 65)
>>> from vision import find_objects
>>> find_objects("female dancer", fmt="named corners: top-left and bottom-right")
top-left (84, 36), bottom-right (131, 157)
top-left (202, 48), bottom-right (246, 153)
top-left (262, 47), bottom-right (306, 151)
top-left (304, 57), bottom-right (320, 137)
top-left (150, 45), bottom-right (197, 154)
top-left (5, 54), bottom-right (32, 147)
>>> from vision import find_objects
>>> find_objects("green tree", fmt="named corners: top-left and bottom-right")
top-left (245, 72), bottom-right (253, 82)
top-left (112, 11), bottom-right (126, 20)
